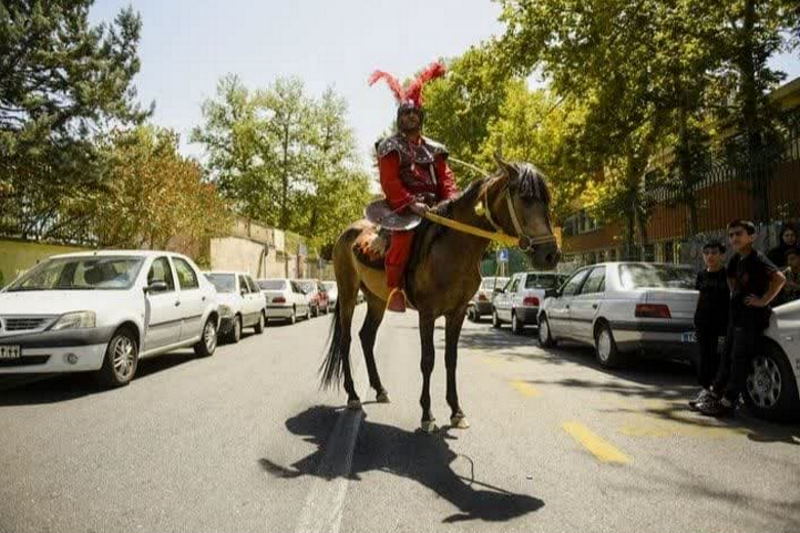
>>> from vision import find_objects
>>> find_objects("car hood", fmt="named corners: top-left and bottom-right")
top-left (0, 290), bottom-right (132, 315)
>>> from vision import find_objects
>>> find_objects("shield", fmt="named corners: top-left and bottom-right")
top-left (365, 199), bottom-right (421, 230)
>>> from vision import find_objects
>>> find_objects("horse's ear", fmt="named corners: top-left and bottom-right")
top-left (494, 151), bottom-right (516, 181)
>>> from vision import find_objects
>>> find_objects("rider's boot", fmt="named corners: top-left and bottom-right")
top-left (387, 288), bottom-right (406, 313)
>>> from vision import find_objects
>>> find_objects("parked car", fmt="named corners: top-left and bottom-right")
top-left (467, 276), bottom-right (508, 322)
top-left (538, 262), bottom-right (698, 367)
top-left (204, 271), bottom-right (266, 343)
top-left (745, 299), bottom-right (800, 420)
top-left (0, 250), bottom-right (220, 387)
top-left (492, 272), bottom-right (561, 334)
top-left (322, 281), bottom-right (338, 310)
top-left (257, 278), bottom-right (311, 324)
top-left (295, 279), bottom-right (329, 317)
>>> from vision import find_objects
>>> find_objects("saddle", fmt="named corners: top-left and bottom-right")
top-left (353, 225), bottom-right (392, 270)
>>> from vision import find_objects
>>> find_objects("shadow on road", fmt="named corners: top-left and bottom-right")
top-left (259, 405), bottom-right (544, 524)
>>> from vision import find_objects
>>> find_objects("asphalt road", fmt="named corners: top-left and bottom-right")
top-left (1, 307), bottom-right (798, 533)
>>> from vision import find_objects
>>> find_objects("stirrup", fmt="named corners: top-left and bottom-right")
top-left (386, 288), bottom-right (407, 313)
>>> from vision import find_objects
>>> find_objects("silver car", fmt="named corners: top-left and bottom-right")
top-left (257, 278), bottom-right (311, 324)
top-left (491, 271), bottom-right (562, 334)
top-left (538, 262), bottom-right (698, 367)
top-left (467, 276), bottom-right (508, 322)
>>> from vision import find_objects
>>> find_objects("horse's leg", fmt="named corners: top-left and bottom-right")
top-left (445, 308), bottom-right (469, 429)
top-left (418, 312), bottom-right (437, 433)
top-left (338, 297), bottom-right (361, 409)
top-left (359, 290), bottom-right (389, 403)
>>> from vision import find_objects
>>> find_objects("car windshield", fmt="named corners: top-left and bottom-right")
top-left (258, 279), bottom-right (286, 290)
top-left (6, 256), bottom-right (144, 291)
top-left (619, 264), bottom-right (695, 290)
top-left (525, 274), bottom-right (560, 289)
top-left (205, 273), bottom-right (236, 293)
top-left (297, 281), bottom-right (316, 293)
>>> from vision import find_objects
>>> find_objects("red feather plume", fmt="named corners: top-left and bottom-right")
top-left (368, 70), bottom-right (405, 103)
top-left (404, 61), bottom-right (446, 108)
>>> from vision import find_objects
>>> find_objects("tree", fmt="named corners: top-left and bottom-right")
top-left (192, 76), bottom-right (370, 251)
top-left (0, 1), bottom-right (149, 240)
top-left (71, 125), bottom-right (232, 251)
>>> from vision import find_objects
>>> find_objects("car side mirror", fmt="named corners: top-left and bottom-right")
top-left (493, 287), bottom-right (504, 294)
top-left (240, 288), bottom-right (247, 296)
top-left (145, 281), bottom-right (168, 293)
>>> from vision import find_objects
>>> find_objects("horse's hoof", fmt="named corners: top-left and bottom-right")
top-left (376, 390), bottom-right (391, 403)
top-left (451, 415), bottom-right (470, 429)
top-left (420, 420), bottom-right (438, 434)
top-left (347, 399), bottom-right (362, 410)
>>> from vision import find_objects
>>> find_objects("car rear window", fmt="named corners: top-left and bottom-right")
top-left (481, 277), bottom-right (508, 290)
top-left (205, 273), bottom-right (236, 293)
top-left (619, 264), bottom-right (695, 290)
top-left (525, 274), bottom-right (560, 289)
top-left (258, 279), bottom-right (286, 290)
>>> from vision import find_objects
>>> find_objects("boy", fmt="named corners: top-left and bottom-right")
top-left (688, 241), bottom-right (729, 411)
top-left (699, 220), bottom-right (786, 417)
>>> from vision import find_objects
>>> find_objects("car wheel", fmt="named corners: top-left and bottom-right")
top-left (467, 307), bottom-right (477, 322)
top-left (312, 304), bottom-right (319, 318)
top-left (194, 317), bottom-right (218, 357)
top-left (96, 327), bottom-right (139, 388)
top-left (288, 307), bottom-right (297, 325)
top-left (227, 315), bottom-right (242, 343)
top-left (744, 343), bottom-right (799, 421)
top-left (538, 315), bottom-right (556, 348)
top-left (595, 322), bottom-right (622, 368)
top-left (254, 311), bottom-right (265, 334)
top-left (491, 309), bottom-right (501, 329)
top-left (511, 311), bottom-right (524, 335)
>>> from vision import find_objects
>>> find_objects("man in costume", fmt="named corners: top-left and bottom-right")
top-left (369, 62), bottom-right (458, 313)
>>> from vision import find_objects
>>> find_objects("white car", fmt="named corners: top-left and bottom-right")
top-left (323, 281), bottom-right (338, 309)
top-left (538, 262), bottom-right (698, 367)
top-left (257, 278), bottom-right (311, 324)
top-left (746, 300), bottom-right (800, 420)
top-left (0, 250), bottom-right (220, 387)
top-left (204, 271), bottom-right (267, 343)
top-left (492, 272), bottom-right (562, 333)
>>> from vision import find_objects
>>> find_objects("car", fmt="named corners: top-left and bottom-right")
top-left (295, 279), bottom-right (329, 317)
top-left (538, 262), bottom-right (698, 367)
top-left (467, 276), bottom-right (508, 322)
top-left (204, 271), bottom-right (267, 343)
top-left (745, 299), bottom-right (800, 421)
top-left (492, 272), bottom-right (561, 334)
top-left (257, 278), bottom-right (311, 324)
top-left (322, 281), bottom-right (338, 310)
top-left (0, 250), bottom-right (220, 387)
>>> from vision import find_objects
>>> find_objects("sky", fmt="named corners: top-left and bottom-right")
top-left (89, 1), bottom-right (800, 169)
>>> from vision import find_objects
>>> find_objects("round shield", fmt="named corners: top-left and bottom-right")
top-left (365, 199), bottom-right (421, 230)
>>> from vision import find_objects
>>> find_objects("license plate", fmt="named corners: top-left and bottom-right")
top-left (681, 331), bottom-right (697, 343)
top-left (0, 345), bottom-right (21, 359)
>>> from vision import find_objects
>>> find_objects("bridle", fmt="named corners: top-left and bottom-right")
top-left (479, 180), bottom-right (558, 252)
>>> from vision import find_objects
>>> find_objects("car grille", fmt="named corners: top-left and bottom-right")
top-left (2, 317), bottom-right (50, 332)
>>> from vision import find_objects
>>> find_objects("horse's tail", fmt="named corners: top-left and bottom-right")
top-left (320, 299), bottom-right (344, 389)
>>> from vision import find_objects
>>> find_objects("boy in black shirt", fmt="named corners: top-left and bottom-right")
top-left (699, 220), bottom-right (785, 417)
top-left (688, 241), bottom-right (729, 410)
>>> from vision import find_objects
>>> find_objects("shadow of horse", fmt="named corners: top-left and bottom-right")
top-left (259, 405), bottom-right (544, 524)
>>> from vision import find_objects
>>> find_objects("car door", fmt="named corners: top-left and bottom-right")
top-left (171, 256), bottom-right (206, 342)
top-left (245, 275), bottom-right (265, 316)
top-left (236, 274), bottom-right (253, 326)
top-left (291, 281), bottom-right (307, 313)
top-left (143, 256), bottom-right (182, 352)
top-left (495, 276), bottom-right (516, 320)
top-left (547, 268), bottom-right (590, 340)
top-left (569, 266), bottom-right (607, 344)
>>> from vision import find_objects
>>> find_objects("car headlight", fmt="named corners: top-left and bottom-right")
top-left (219, 304), bottom-right (234, 317)
top-left (50, 311), bottom-right (96, 331)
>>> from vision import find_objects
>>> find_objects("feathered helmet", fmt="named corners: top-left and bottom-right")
top-left (368, 61), bottom-right (446, 127)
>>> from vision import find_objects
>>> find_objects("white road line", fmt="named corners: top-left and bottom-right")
top-left (293, 384), bottom-right (368, 533)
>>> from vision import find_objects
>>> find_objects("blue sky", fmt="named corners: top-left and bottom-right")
top-left (90, 1), bottom-right (799, 167)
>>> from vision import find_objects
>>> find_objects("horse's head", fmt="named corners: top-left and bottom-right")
top-left (487, 156), bottom-right (561, 270)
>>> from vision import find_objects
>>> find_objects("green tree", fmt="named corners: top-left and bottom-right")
top-left (0, 1), bottom-right (149, 240)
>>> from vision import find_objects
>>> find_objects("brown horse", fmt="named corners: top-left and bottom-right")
top-left (321, 158), bottom-right (559, 432)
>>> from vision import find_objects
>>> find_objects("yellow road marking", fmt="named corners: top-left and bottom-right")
top-left (511, 380), bottom-right (540, 397)
top-left (562, 421), bottom-right (631, 464)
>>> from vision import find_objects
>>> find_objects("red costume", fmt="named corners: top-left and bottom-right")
top-left (369, 62), bottom-right (458, 309)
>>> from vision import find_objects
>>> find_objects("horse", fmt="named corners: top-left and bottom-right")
top-left (321, 157), bottom-right (560, 432)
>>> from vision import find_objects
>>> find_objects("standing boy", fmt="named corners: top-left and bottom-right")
top-left (699, 220), bottom-right (785, 417)
top-left (688, 241), bottom-right (729, 410)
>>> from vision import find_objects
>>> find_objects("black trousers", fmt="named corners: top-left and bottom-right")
top-left (712, 322), bottom-right (758, 403)
top-left (694, 326), bottom-right (723, 389)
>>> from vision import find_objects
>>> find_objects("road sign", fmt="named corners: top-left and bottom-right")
top-left (497, 248), bottom-right (509, 263)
